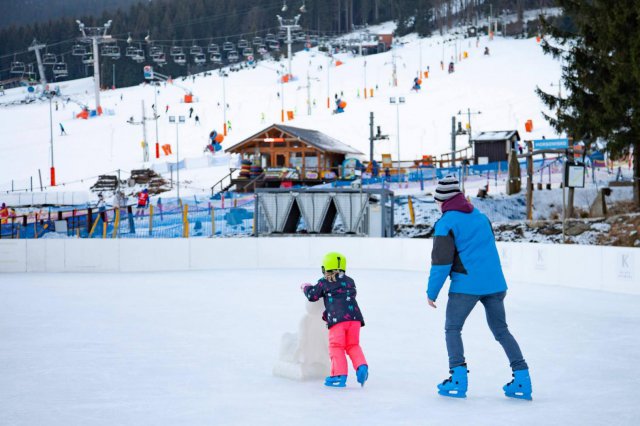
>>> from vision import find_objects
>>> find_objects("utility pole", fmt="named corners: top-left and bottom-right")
top-left (277, 14), bottom-right (301, 79)
top-left (28, 40), bottom-right (47, 86)
top-left (76, 19), bottom-right (113, 114)
top-left (457, 108), bottom-right (482, 147)
top-left (126, 100), bottom-right (153, 162)
top-left (451, 116), bottom-right (457, 167)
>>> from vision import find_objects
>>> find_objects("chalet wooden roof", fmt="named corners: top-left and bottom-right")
top-left (225, 124), bottom-right (364, 155)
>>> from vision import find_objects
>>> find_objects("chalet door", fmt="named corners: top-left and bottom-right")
top-left (276, 154), bottom-right (287, 167)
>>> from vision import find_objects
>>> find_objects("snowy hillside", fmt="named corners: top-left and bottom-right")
top-left (0, 24), bottom-right (562, 196)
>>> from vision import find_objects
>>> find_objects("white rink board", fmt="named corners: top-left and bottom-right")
top-left (0, 238), bottom-right (638, 295)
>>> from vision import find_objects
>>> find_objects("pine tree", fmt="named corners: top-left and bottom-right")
top-left (537, 1), bottom-right (640, 207)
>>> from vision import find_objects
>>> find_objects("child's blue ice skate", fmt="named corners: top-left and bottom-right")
top-left (356, 364), bottom-right (369, 387)
top-left (437, 365), bottom-right (468, 398)
top-left (503, 369), bottom-right (532, 400)
top-left (324, 375), bottom-right (347, 388)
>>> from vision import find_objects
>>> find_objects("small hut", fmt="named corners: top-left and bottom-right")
top-left (473, 130), bottom-right (521, 164)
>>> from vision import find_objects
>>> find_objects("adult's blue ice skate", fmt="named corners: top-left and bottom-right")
top-left (356, 364), bottom-right (369, 387)
top-left (324, 375), bottom-right (347, 387)
top-left (503, 369), bottom-right (532, 400)
top-left (437, 365), bottom-right (468, 398)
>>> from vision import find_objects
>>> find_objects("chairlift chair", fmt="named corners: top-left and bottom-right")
top-left (268, 40), bottom-right (280, 50)
top-left (252, 36), bottom-right (263, 46)
top-left (43, 53), bottom-right (56, 65)
top-left (10, 60), bottom-right (26, 74)
top-left (211, 52), bottom-right (222, 63)
top-left (265, 33), bottom-right (276, 42)
top-left (223, 41), bottom-right (234, 51)
top-left (25, 64), bottom-right (36, 80)
top-left (82, 54), bottom-right (94, 65)
top-left (227, 50), bottom-right (239, 62)
top-left (153, 52), bottom-right (167, 65)
top-left (170, 46), bottom-right (184, 56)
top-left (71, 44), bottom-right (86, 56)
top-left (53, 61), bottom-right (68, 78)
top-left (190, 44), bottom-right (203, 55)
top-left (150, 46), bottom-right (163, 57)
top-left (132, 48), bottom-right (145, 63)
top-left (125, 46), bottom-right (137, 57)
top-left (242, 47), bottom-right (254, 57)
top-left (194, 53), bottom-right (206, 65)
top-left (174, 53), bottom-right (187, 65)
top-left (111, 46), bottom-right (121, 60)
top-left (208, 43), bottom-right (219, 53)
top-left (238, 39), bottom-right (249, 49)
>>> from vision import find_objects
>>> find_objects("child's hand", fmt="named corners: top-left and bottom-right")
top-left (300, 283), bottom-right (311, 292)
top-left (428, 299), bottom-right (437, 309)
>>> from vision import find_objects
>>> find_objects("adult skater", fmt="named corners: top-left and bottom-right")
top-left (426, 175), bottom-right (532, 400)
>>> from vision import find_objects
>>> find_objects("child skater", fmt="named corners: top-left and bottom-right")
top-left (301, 252), bottom-right (368, 388)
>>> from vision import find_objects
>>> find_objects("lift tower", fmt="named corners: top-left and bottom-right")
top-left (76, 19), bottom-right (113, 114)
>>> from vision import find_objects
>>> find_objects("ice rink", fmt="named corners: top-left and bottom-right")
top-left (1, 269), bottom-right (639, 425)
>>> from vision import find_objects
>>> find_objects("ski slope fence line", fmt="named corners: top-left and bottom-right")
top-left (0, 238), bottom-right (637, 296)
top-left (0, 199), bottom-right (255, 239)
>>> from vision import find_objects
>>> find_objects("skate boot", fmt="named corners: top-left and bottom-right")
top-left (437, 365), bottom-right (468, 398)
top-left (356, 364), bottom-right (369, 387)
top-left (324, 375), bottom-right (347, 387)
top-left (503, 369), bottom-right (532, 400)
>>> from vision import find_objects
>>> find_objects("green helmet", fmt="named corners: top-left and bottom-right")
top-left (322, 252), bottom-right (347, 273)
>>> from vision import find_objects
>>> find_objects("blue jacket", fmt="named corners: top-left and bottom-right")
top-left (427, 196), bottom-right (507, 301)
top-left (304, 273), bottom-right (365, 329)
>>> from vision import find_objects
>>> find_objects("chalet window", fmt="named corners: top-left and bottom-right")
top-left (305, 156), bottom-right (318, 168)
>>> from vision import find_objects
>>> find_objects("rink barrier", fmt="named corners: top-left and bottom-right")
top-left (0, 239), bottom-right (637, 296)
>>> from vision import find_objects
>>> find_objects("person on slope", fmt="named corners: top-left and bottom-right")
top-left (301, 252), bottom-right (369, 388)
top-left (135, 188), bottom-right (149, 218)
top-left (426, 175), bottom-right (532, 400)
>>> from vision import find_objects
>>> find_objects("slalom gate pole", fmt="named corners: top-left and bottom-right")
top-left (112, 209), bottom-right (120, 238)
top-left (149, 205), bottom-right (154, 236)
top-left (210, 204), bottom-right (215, 237)
top-left (408, 196), bottom-right (415, 225)
top-left (182, 204), bottom-right (189, 238)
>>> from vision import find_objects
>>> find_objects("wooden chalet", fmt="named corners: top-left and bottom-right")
top-left (225, 124), bottom-right (364, 192)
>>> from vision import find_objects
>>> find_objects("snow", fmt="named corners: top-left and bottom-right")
top-left (1, 269), bottom-right (638, 425)
top-left (0, 29), bottom-right (563, 199)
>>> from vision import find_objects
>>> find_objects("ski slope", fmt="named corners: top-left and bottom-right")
top-left (0, 26), bottom-right (562, 197)
top-left (1, 269), bottom-right (638, 425)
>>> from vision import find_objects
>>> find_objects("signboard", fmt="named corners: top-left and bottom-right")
top-left (564, 162), bottom-right (586, 188)
top-left (143, 65), bottom-right (154, 80)
top-left (533, 138), bottom-right (569, 150)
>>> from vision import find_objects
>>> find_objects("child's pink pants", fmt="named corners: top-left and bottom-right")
top-left (328, 320), bottom-right (367, 376)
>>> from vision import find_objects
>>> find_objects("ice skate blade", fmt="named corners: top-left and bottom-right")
top-left (505, 392), bottom-right (532, 401)
top-left (438, 389), bottom-right (467, 398)
top-left (324, 381), bottom-right (346, 388)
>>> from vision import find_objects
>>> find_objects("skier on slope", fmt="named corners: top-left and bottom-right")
top-left (426, 175), bottom-right (532, 400)
top-left (301, 252), bottom-right (369, 388)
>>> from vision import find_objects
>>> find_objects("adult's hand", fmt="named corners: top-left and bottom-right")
top-left (428, 299), bottom-right (437, 309)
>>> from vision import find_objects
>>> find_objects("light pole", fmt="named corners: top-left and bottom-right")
top-left (169, 115), bottom-right (185, 200)
top-left (219, 69), bottom-right (228, 135)
top-left (152, 82), bottom-right (159, 158)
top-left (47, 91), bottom-right (55, 186)
top-left (327, 53), bottom-right (332, 109)
top-left (363, 59), bottom-right (367, 99)
top-left (390, 96), bottom-right (405, 187)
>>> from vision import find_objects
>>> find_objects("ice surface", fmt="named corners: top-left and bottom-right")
top-left (1, 269), bottom-right (639, 425)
